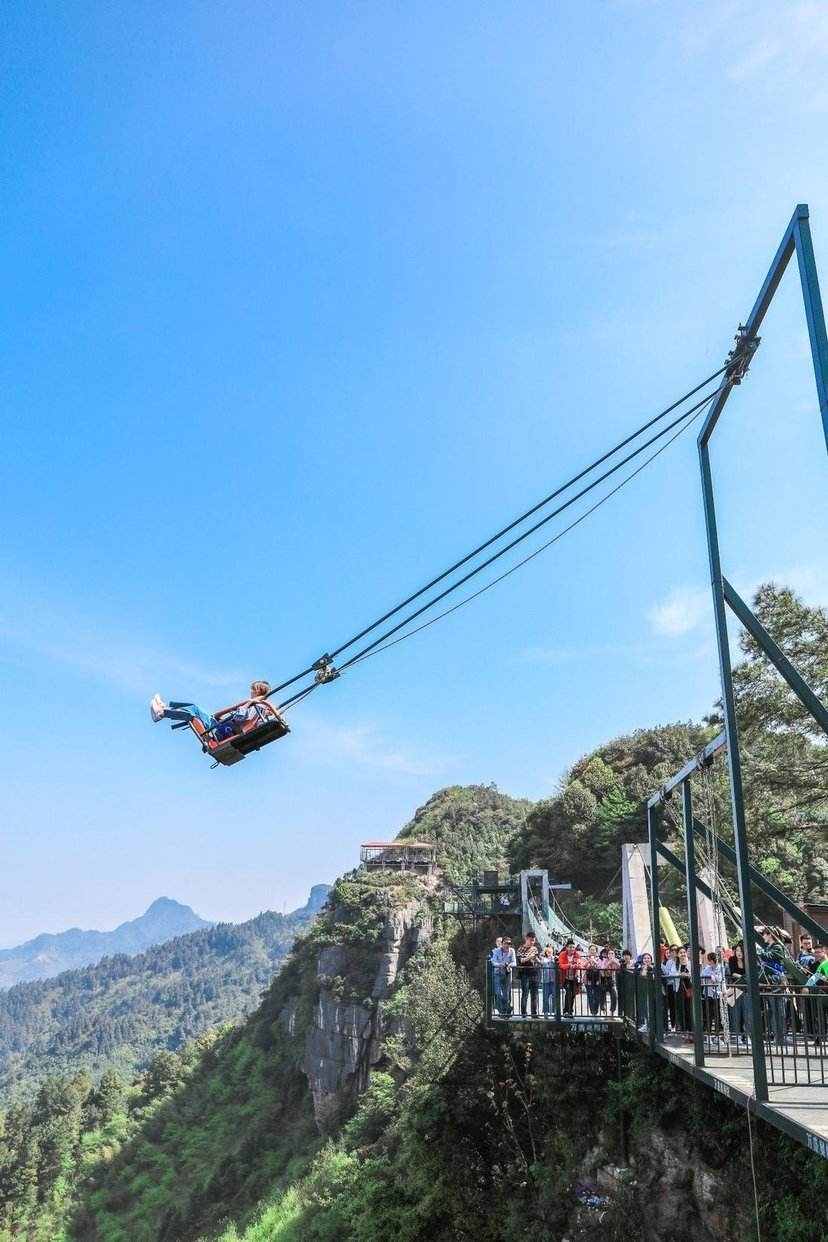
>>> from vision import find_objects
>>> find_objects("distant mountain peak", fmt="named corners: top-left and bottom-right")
top-left (143, 897), bottom-right (198, 916)
top-left (306, 884), bottom-right (332, 913)
top-left (0, 899), bottom-right (211, 989)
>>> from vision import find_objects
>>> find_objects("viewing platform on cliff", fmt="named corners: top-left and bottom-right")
top-left (360, 841), bottom-right (436, 875)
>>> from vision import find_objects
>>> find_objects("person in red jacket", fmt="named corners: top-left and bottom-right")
top-left (558, 940), bottom-right (582, 1017)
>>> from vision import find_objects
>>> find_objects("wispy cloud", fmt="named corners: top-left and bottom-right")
top-left (0, 579), bottom-right (244, 697)
top-left (647, 586), bottom-right (711, 637)
top-left (647, 565), bottom-right (828, 641)
top-left (680, 2), bottom-right (828, 109)
top-left (291, 713), bottom-right (448, 778)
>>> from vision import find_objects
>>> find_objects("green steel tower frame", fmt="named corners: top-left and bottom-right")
top-left (649, 204), bottom-right (828, 1103)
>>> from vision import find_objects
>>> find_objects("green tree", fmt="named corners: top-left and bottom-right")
top-left (396, 784), bottom-right (531, 883)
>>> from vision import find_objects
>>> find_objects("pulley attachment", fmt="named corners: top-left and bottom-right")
top-left (313, 655), bottom-right (341, 685)
top-left (725, 325), bottom-right (760, 386)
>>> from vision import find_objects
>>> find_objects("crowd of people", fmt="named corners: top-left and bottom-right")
top-left (489, 933), bottom-right (626, 1021)
top-left (488, 927), bottom-right (828, 1044)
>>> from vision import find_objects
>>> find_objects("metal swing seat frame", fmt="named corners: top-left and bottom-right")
top-left (175, 706), bottom-right (290, 767)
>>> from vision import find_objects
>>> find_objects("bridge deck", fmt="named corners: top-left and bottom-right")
top-left (655, 1034), bottom-right (828, 1158)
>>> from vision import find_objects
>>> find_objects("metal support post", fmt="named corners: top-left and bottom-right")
top-left (699, 442), bottom-right (768, 1100)
top-left (681, 779), bottom-right (706, 1067)
top-left (792, 206), bottom-right (828, 452)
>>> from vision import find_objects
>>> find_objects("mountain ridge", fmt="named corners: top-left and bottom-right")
top-left (0, 884), bottom-right (331, 1099)
top-left (0, 896), bottom-right (211, 988)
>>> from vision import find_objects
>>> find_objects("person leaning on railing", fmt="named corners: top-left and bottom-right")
top-left (759, 927), bottom-right (790, 1045)
top-left (599, 946), bottom-right (621, 1015)
top-left (726, 941), bottom-right (752, 1046)
top-left (490, 937), bottom-right (516, 1018)
top-left (515, 932), bottom-right (541, 1018)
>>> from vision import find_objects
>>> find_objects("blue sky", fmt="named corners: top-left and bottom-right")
top-left (3, 1), bottom-right (828, 944)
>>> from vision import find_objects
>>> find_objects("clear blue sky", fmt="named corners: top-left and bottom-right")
top-left (3, 1), bottom-right (828, 944)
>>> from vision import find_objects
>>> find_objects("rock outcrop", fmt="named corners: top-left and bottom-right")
top-left (285, 884), bottom-right (432, 1128)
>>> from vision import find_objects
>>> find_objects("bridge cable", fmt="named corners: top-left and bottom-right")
top-left (268, 364), bottom-right (731, 700)
top-left (277, 389), bottom-right (716, 711)
top-left (339, 393), bottom-right (715, 675)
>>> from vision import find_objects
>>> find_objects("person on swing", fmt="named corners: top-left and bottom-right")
top-left (150, 681), bottom-right (283, 739)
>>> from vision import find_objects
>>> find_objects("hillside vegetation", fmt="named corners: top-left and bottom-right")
top-left (0, 893), bottom-right (328, 1101)
top-left (0, 898), bottom-right (210, 990)
top-left (396, 783), bottom-right (531, 882)
top-left (1, 865), bottom-right (825, 1242)
top-left (0, 586), bottom-right (826, 1240)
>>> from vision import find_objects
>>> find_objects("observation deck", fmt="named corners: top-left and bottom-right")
top-left (360, 841), bottom-right (436, 874)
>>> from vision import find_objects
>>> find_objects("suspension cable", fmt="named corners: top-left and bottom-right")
top-left (278, 393), bottom-right (713, 710)
top-left (267, 364), bottom-right (731, 698)
top-left (338, 389), bottom-right (717, 672)
top-left (340, 395), bottom-right (713, 673)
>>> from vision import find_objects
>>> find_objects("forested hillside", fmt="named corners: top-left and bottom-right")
top-left (1, 587), bottom-right (826, 1241)
top-left (0, 898), bottom-right (210, 989)
top-left (0, 888), bottom-right (329, 1101)
top-left (513, 586), bottom-right (828, 925)
top-left (396, 783), bottom-right (531, 882)
top-left (0, 863), bottom-right (825, 1242)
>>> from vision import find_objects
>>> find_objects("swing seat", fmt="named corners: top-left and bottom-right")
top-left (188, 709), bottom-right (290, 767)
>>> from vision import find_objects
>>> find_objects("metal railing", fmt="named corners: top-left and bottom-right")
top-left (640, 974), bottom-right (828, 1085)
top-left (486, 961), bottom-right (828, 1084)
top-left (487, 962), bottom-right (632, 1025)
top-left (759, 986), bottom-right (827, 1086)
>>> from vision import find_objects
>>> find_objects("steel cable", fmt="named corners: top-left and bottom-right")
top-left (268, 365), bottom-right (730, 699)
top-left (339, 394), bottom-right (714, 673)
top-left (336, 389), bottom-right (720, 672)
top-left (278, 392), bottom-right (716, 708)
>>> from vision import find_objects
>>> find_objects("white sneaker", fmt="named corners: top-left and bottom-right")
top-left (149, 694), bottom-right (167, 723)
top-left (637, 1024), bottom-right (649, 1034)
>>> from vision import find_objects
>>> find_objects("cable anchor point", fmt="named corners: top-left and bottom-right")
top-left (312, 655), bottom-right (341, 685)
top-left (725, 325), bottom-right (760, 386)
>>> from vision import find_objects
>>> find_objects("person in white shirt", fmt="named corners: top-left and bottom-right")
top-left (490, 937), bottom-right (516, 1017)
top-left (700, 952), bottom-right (723, 1038)
top-left (661, 946), bottom-right (680, 1032)
top-left (675, 946), bottom-right (694, 1037)
top-left (150, 681), bottom-right (283, 739)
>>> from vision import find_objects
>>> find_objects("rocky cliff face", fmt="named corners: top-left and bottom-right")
top-left (571, 1127), bottom-right (748, 1242)
top-left (282, 880), bottom-right (433, 1128)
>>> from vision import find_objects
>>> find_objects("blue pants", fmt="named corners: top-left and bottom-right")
top-left (493, 971), bottom-right (512, 1016)
top-left (520, 972), bottom-right (538, 1017)
top-left (766, 993), bottom-right (787, 1043)
top-left (163, 700), bottom-right (219, 731)
top-left (732, 992), bottom-right (752, 1037)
